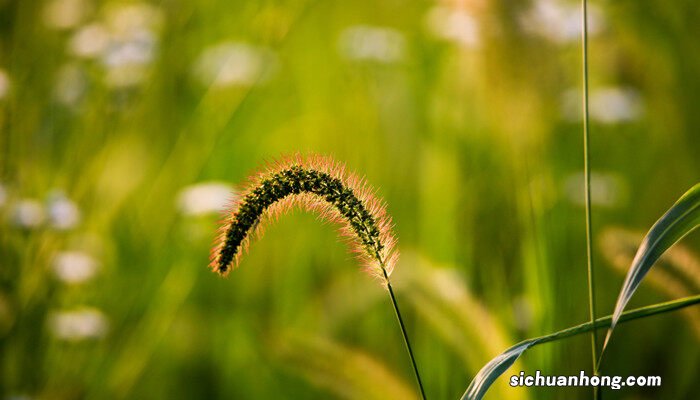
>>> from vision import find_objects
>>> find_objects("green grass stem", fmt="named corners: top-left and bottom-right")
top-left (381, 267), bottom-right (427, 400)
top-left (581, 0), bottom-right (600, 385)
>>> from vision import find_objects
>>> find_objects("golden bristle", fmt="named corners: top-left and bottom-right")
top-left (209, 154), bottom-right (398, 285)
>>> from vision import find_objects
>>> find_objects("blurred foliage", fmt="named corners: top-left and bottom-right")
top-left (1, 0), bottom-right (699, 399)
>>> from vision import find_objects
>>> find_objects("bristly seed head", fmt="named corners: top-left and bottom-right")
top-left (210, 155), bottom-right (398, 285)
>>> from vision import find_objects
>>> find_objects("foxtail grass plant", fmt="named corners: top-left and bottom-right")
top-left (210, 154), bottom-right (426, 400)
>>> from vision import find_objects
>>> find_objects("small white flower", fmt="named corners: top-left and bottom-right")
top-left (193, 42), bottom-right (277, 88)
top-left (338, 25), bottom-right (406, 63)
top-left (88, 3), bottom-right (163, 89)
top-left (425, 6), bottom-right (480, 48)
top-left (590, 88), bottom-right (643, 123)
top-left (47, 191), bottom-right (81, 230)
top-left (564, 171), bottom-right (627, 208)
top-left (520, 0), bottom-right (603, 44)
top-left (11, 199), bottom-right (45, 229)
top-left (561, 86), bottom-right (643, 124)
top-left (102, 29), bottom-right (157, 68)
top-left (49, 308), bottom-right (108, 341)
top-left (69, 23), bottom-right (110, 59)
top-left (177, 182), bottom-right (234, 216)
top-left (52, 251), bottom-right (98, 284)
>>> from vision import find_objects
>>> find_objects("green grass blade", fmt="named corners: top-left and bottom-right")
top-left (600, 183), bottom-right (700, 362)
top-left (459, 294), bottom-right (700, 400)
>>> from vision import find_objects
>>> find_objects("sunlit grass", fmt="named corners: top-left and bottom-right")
top-left (1, 0), bottom-right (699, 399)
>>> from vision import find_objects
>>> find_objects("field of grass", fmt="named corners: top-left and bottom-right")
top-left (1, 1), bottom-right (699, 399)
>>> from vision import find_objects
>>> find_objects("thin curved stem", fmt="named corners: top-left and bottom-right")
top-left (382, 267), bottom-right (427, 400)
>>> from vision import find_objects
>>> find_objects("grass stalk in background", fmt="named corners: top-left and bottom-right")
top-left (581, 0), bottom-right (600, 382)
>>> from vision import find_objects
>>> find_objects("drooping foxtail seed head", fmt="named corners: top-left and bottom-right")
top-left (210, 155), bottom-right (398, 285)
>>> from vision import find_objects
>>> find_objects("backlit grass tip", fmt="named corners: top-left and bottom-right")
top-left (210, 155), bottom-right (398, 285)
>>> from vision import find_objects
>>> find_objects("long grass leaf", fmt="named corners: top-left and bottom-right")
top-left (460, 294), bottom-right (700, 400)
top-left (460, 339), bottom-right (537, 400)
top-left (600, 183), bottom-right (700, 359)
top-left (600, 227), bottom-right (700, 339)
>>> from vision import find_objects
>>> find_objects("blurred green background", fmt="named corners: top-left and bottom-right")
top-left (1, 0), bottom-right (699, 399)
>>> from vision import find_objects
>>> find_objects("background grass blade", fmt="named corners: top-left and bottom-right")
top-left (600, 183), bottom-right (700, 361)
top-left (274, 333), bottom-right (419, 400)
top-left (396, 253), bottom-right (529, 400)
top-left (460, 294), bottom-right (700, 400)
